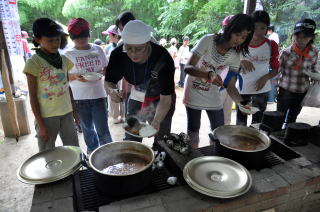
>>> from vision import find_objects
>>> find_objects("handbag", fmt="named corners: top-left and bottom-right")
top-left (301, 80), bottom-right (320, 108)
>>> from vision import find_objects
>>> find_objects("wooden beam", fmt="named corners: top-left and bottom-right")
top-left (1, 49), bottom-right (20, 140)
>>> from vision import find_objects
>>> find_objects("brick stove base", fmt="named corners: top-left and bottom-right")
top-left (31, 133), bottom-right (320, 212)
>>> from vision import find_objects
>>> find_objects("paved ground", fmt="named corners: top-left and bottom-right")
top-left (0, 72), bottom-right (319, 212)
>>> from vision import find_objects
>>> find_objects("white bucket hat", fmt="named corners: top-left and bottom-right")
top-left (121, 20), bottom-right (154, 44)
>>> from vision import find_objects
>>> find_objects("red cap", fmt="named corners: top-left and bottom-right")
top-left (67, 18), bottom-right (90, 35)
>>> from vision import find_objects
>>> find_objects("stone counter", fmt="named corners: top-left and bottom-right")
top-left (31, 135), bottom-right (320, 212)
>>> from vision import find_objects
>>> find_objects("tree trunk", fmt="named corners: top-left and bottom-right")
top-left (243, 0), bottom-right (257, 15)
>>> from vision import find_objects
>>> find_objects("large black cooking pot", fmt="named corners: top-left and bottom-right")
top-left (260, 111), bottom-right (285, 133)
top-left (211, 125), bottom-right (271, 169)
top-left (89, 141), bottom-right (155, 196)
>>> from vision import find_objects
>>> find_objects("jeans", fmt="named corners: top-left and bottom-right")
top-left (277, 87), bottom-right (307, 125)
top-left (75, 98), bottom-right (112, 152)
top-left (236, 92), bottom-right (269, 126)
top-left (178, 63), bottom-right (186, 87)
top-left (268, 79), bottom-right (277, 102)
top-left (186, 107), bottom-right (224, 132)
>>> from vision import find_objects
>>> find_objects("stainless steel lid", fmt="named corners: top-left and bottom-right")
top-left (183, 156), bottom-right (252, 198)
top-left (17, 146), bottom-right (81, 184)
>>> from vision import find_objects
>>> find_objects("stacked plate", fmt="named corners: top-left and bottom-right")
top-left (183, 156), bottom-right (252, 198)
top-left (17, 146), bottom-right (82, 184)
top-left (123, 123), bottom-right (158, 138)
top-left (238, 105), bottom-right (259, 115)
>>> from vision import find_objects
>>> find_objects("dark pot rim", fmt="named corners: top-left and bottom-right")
top-left (213, 125), bottom-right (271, 153)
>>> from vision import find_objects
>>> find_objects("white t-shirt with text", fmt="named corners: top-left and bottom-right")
top-left (183, 34), bottom-right (240, 110)
top-left (64, 44), bottom-right (108, 100)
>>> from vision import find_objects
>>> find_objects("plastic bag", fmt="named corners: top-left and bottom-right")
top-left (301, 81), bottom-right (320, 108)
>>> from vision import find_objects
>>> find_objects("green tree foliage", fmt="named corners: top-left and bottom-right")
top-left (262, 0), bottom-right (320, 48)
top-left (62, 0), bottom-right (125, 40)
top-left (17, 0), bottom-right (320, 48)
top-left (18, 0), bottom-right (244, 44)
top-left (18, 0), bottom-right (68, 36)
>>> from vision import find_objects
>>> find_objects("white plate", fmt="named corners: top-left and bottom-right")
top-left (82, 72), bottom-right (102, 81)
top-left (123, 123), bottom-right (158, 138)
top-left (304, 71), bottom-right (320, 81)
top-left (238, 105), bottom-right (259, 114)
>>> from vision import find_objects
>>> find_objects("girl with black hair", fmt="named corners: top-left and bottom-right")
top-left (183, 13), bottom-right (254, 147)
top-left (277, 19), bottom-right (318, 127)
top-left (23, 18), bottom-right (79, 152)
top-left (115, 11), bottom-right (136, 33)
top-left (236, 10), bottom-right (280, 126)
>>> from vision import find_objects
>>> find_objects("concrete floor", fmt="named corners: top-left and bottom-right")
top-left (1, 75), bottom-right (319, 212)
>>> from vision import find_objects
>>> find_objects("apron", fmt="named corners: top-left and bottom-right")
top-left (139, 55), bottom-right (176, 141)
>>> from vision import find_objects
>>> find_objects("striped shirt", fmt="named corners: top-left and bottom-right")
top-left (278, 45), bottom-right (318, 93)
top-left (183, 34), bottom-right (240, 110)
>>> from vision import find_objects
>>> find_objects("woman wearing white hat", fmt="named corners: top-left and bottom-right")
top-left (105, 20), bottom-right (175, 145)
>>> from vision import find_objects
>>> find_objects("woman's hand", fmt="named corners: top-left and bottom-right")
top-left (151, 119), bottom-right (161, 131)
top-left (211, 74), bottom-right (223, 88)
top-left (255, 75), bottom-right (269, 91)
top-left (109, 89), bottom-right (123, 103)
top-left (76, 75), bottom-right (88, 82)
top-left (69, 74), bottom-right (88, 82)
top-left (240, 60), bottom-right (255, 73)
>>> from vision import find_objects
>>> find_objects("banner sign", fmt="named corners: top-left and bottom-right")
top-left (0, 0), bottom-right (23, 57)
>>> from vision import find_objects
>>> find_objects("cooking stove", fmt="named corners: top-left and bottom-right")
top-left (73, 164), bottom-right (181, 211)
top-left (73, 130), bottom-right (301, 211)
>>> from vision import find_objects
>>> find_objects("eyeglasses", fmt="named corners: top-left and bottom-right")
top-left (123, 44), bottom-right (148, 55)
top-left (295, 23), bottom-right (315, 29)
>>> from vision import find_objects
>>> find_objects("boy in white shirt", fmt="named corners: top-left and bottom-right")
top-left (64, 18), bottom-right (112, 154)
top-left (177, 36), bottom-right (190, 88)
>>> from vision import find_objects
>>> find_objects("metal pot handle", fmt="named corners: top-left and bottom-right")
top-left (80, 152), bottom-right (90, 168)
top-left (209, 132), bottom-right (218, 141)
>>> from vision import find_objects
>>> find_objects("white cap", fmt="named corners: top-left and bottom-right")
top-left (121, 20), bottom-right (154, 44)
top-left (170, 37), bottom-right (177, 44)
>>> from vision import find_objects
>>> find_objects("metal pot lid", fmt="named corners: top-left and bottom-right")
top-left (17, 146), bottom-right (81, 184)
top-left (183, 156), bottom-right (252, 198)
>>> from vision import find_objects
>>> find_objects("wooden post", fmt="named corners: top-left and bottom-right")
top-left (1, 49), bottom-right (20, 140)
top-left (243, 0), bottom-right (257, 15)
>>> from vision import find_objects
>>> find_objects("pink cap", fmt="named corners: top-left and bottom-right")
top-left (21, 31), bottom-right (29, 38)
top-left (222, 15), bottom-right (234, 27)
top-left (102, 25), bottom-right (118, 35)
